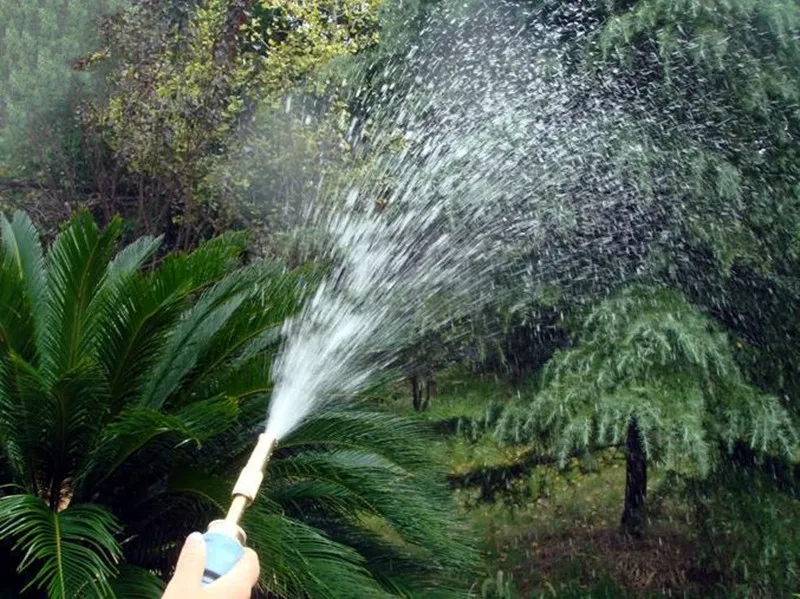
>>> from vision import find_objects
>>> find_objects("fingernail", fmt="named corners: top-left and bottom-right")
top-left (185, 532), bottom-right (204, 547)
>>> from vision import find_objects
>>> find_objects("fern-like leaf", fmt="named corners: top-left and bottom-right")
top-left (0, 495), bottom-right (121, 599)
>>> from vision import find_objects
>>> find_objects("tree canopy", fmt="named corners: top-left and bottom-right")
top-left (496, 285), bottom-right (796, 535)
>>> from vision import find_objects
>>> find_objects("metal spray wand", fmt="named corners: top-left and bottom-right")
top-left (201, 432), bottom-right (278, 585)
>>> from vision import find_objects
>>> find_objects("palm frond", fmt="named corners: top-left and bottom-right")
top-left (268, 412), bottom-right (478, 594)
top-left (0, 357), bottom-right (32, 486)
top-left (98, 234), bottom-right (250, 407)
top-left (244, 501), bottom-right (394, 599)
top-left (0, 351), bottom-right (53, 493)
top-left (183, 261), bottom-right (307, 396)
top-left (119, 494), bottom-right (217, 577)
top-left (0, 212), bottom-right (45, 361)
top-left (109, 564), bottom-right (164, 599)
top-left (207, 355), bottom-right (274, 407)
top-left (305, 516), bottom-right (472, 599)
top-left (75, 398), bottom-right (237, 496)
top-left (138, 267), bottom-right (266, 410)
top-left (0, 494), bottom-right (121, 599)
top-left (98, 277), bottom-right (193, 410)
top-left (107, 236), bottom-right (162, 282)
top-left (269, 454), bottom-right (475, 576)
top-left (151, 231), bottom-right (248, 296)
top-left (41, 212), bottom-right (123, 379)
top-left (285, 409), bottom-right (437, 471)
top-left (46, 362), bottom-right (111, 508)
top-left (165, 468), bottom-right (232, 511)
top-left (81, 235), bottom-right (164, 380)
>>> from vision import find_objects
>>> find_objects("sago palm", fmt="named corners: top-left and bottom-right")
top-left (0, 211), bottom-right (475, 598)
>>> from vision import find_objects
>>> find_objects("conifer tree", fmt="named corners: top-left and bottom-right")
top-left (496, 285), bottom-right (796, 537)
top-left (587, 0), bottom-right (800, 400)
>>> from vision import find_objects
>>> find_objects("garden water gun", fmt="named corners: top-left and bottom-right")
top-left (201, 432), bottom-right (278, 585)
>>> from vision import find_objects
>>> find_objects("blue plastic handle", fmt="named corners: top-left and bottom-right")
top-left (202, 531), bottom-right (244, 585)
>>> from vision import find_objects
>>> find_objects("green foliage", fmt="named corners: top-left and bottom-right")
top-left (0, 496), bottom-right (121, 598)
top-left (479, 570), bottom-right (517, 599)
top-left (581, 0), bottom-right (800, 403)
top-left (212, 101), bottom-right (356, 257)
top-left (84, 0), bottom-right (380, 248)
top-left (497, 285), bottom-right (796, 472)
top-left (0, 211), bottom-right (476, 598)
top-left (530, 578), bottom-right (636, 599)
top-left (0, 0), bottom-right (123, 174)
top-left (2, 0), bottom-right (381, 245)
top-left (592, 0), bottom-right (800, 270)
top-left (502, 0), bottom-right (800, 403)
top-left (685, 461), bottom-right (800, 598)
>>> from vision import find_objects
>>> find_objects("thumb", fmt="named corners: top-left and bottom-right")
top-left (167, 532), bottom-right (207, 591)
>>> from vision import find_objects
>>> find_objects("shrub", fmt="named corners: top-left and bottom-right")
top-left (0, 211), bottom-right (476, 598)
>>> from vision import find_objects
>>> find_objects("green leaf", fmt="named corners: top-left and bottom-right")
top-left (76, 406), bottom-right (207, 492)
top-left (109, 564), bottom-right (164, 599)
top-left (0, 351), bottom-right (52, 491)
top-left (244, 502), bottom-right (392, 599)
top-left (138, 269), bottom-right (258, 410)
top-left (500, 284), bottom-right (797, 471)
top-left (0, 495), bottom-right (121, 599)
top-left (0, 211), bottom-right (45, 360)
top-left (42, 212), bottom-right (123, 379)
top-left (106, 236), bottom-right (162, 282)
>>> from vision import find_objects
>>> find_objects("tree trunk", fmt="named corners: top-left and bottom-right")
top-left (410, 374), bottom-right (422, 411)
top-left (422, 371), bottom-right (436, 410)
top-left (621, 418), bottom-right (647, 538)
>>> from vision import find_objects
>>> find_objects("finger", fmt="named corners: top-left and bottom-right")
top-left (205, 547), bottom-right (260, 595)
top-left (166, 532), bottom-right (207, 592)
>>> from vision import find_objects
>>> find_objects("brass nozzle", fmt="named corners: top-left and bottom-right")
top-left (207, 432), bottom-right (278, 543)
top-left (217, 433), bottom-right (278, 528)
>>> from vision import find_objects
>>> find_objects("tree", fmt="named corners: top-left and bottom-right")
top-left (2, 0), bottom-right (381, 246)
top-left (83, 0), bottom-right (380, 248)
top-left (578, 0), bottom-right (800, 401)
top-left (449, 0), bottom-right (800, 404)
top-left (496, 285), bottom-right (796, 537)
top-left (0, 211), bottom-right (475, 597)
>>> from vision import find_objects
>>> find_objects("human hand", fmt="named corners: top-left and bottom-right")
top-left (162, 532), bottom-right (260, 598)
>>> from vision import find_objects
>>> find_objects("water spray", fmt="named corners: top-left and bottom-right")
top-left (200, 432), bottom-right (278, 584)
top-left (191, 0), bottom-right (651, 587)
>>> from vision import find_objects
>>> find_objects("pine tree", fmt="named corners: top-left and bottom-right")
top-left (496, 285), bottom-right (796, 537)
top-left (599, 0), bottom-right (800, 400)
top-left (526, 0), bottom-right (800, 401)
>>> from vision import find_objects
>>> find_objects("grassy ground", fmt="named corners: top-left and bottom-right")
top-left (378, 371), bottom-right (701, 598)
